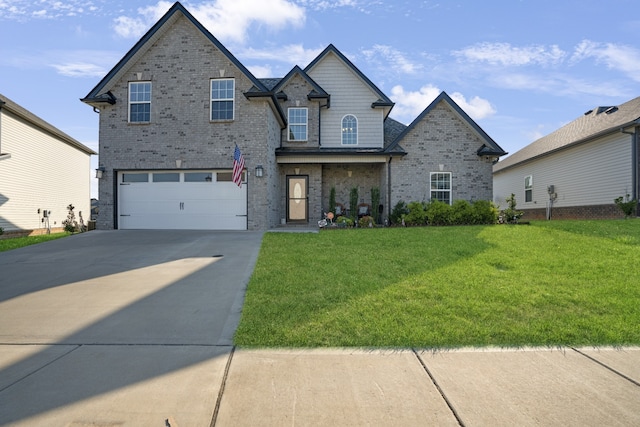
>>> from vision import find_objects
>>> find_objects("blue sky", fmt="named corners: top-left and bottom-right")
top-left (2, 0), bottom-right (640, 198)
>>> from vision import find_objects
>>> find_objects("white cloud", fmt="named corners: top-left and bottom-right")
top-left (239, 44), bottom-right (325, 66)
top-left (296, 0), bottom-right (357, 11)
top-left (453, 42), bottom-right (566, 66)
top-left (113, 0), bottom-right (306, 44)
top-left (246, 64), bottom-right (273, 78)
top-left (361, 45), bottom-right (423, 74)
top-left (50, 62), bottom-right (107, 77)
top-left (571, 40), bottom-right (640, 82)
top-left (389, 85), bottom-right (496, 122)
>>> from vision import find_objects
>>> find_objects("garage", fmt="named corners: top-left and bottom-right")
top-left (117, 170), bottom-right (247, 230)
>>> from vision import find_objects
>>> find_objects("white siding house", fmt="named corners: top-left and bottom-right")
top-left (493, 96), bottom-right (640, 219)
top-left (0, 94), bottom-right (96, 234)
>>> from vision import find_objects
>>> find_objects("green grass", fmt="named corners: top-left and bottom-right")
top-left (234, 219), bottom-right (640, 348)
top-left (0, 232), bottom-right (70, 252)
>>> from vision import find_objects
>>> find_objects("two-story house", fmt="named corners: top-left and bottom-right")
top-left (82, 2), bottom-right (506, 230)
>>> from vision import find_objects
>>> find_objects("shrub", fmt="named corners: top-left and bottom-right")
top-left (335, 216), bottom-right (354, 227)
top-left (390, 201), bottom-right (409, 225)
top-left (0, 227), bottom-right (3, 235)
top-left (425, 200), bottom-right (453, 226)
top-left (614, 195), bottom-right (637, 218)
top-left (471, 200), bottom-right (499, 224)
top-left (329, 187), bottom-right (336, 216)
top-left (371, 187), bottom-right (380, 224)
top-left (405, 201), bottom-right (428, 226)
top-left (500, 194), bottom-right (524, 224)
top-left (451, 200), bottom-right (473, 225)
top-left (349, 187), bottom-right (359, 222)
top-left (358, 215), bottom-right (375, 228)
top-left (62, 204), bottom-right (78, 233)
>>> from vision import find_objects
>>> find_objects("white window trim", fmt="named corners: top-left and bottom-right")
top-left (288, 107), bottom-right (308, 141)
top-left (210, 78), bottom-right (235, 121)
top-left (341, 114), bottom-right (358, 145)
top-left (430, 172), bottom-right (452, 205)
top-left (525, 175), bottom-right (533, 202)
top-left (128, 81), bottom-right (152, 123)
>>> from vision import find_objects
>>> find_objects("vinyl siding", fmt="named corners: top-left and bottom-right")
top-left (307, 53), bottom-right (384, 149)
top-left (493, 132), bottom-right (633, 208)
top-left (0, 110), bottom-right (91, 232)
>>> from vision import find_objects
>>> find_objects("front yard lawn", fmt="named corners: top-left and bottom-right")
top-left (0, 232), bottom-right (69, 253)
top-left (234, 219), bottom-right (640, 348)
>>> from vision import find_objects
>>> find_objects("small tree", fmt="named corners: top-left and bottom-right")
top-left (62, 204), bottom-right (78, 233)
top-left (614, 194), bottom-right (637, 219)
top-left (349, 187), bottom-right (359, 222)
top-left (501, 194), bottom-right (524, 224)
top-left (371, 187), bottom-right (380, 224)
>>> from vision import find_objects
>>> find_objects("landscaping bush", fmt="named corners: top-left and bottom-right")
top-left (425, 200), bottom-right (453, 226)
top-left (371, 187), bottom-right (380, 224)
top-left (451, 200), bottom-right (473, 225)
top-left (349, 187), bottom-right (359, 222)
top-left (471, 200), bottom-right (499, 224)
top-left (335, 216), bottom-right (354, 227)
top-left (405, 201), bottom-right (428, 226)
top-left (500, 193), bottom-right (524, 224)
top-left (614, 194), bottom-right (637, 218)
top-left (390, 201), bottom-right (409, 225)
top-left (358, 215), bottom-right (375, 228)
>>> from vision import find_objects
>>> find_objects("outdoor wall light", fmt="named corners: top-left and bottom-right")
top-left (95, 166), bottom-right (106, 179)
top-left (255, 165), bottom-right (264, 177)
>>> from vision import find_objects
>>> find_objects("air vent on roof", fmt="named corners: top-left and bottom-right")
top-left (596, 106), bottom-right (618, 115)
top-left (584, 109), bottom-right (593, 115)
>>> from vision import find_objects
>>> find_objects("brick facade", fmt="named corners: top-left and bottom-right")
top-left (521, 204), bottom-right (634, 221)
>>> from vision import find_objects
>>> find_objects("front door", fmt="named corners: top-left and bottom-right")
top-left (287, 175), bottom-right (308, 222)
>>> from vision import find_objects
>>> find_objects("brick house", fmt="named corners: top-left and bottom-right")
top-left (493, 95), bottom-right (640, 220)
top-left (82, 2), bottom-right (505, 230)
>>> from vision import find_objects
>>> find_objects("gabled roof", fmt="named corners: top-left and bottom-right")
top-left (494, 95), bottom-right (640, 173)
top-left (0, 93), bottom-right (96, 155)
top-left (272, 66), bottom-right (329, 102)
top-left (81, 1), bottom-right (268, 104)
top-left (387, 91), bottom-right (506, 157)
top-left (304, 44), bottom-right (394, 114)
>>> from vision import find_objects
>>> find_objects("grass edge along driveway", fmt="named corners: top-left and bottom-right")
top-left (235, 220), bottom-right (640, 348)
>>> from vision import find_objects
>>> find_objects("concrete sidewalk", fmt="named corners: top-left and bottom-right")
top-left (213, 347), bottom-right (640, 426)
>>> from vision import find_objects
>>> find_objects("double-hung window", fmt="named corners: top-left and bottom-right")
top-left (341, 114), bottom-right (358, 145)
top-left (430, 172), bottom-right (452, 205)
top-left (525, 175), bottom-right (533, 202)
top-left (211, 78), bottom-right (234, 121)
top-left (129, 82), bottom-right (151, 123)
top-left (288, 108), bottom-right (308, 141)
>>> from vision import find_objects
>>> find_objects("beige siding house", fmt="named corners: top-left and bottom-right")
top-left (0, 94), bottom-right (96, 234)
top-left (82, 2), bottom-right (505, 231)
top-left (493, 96), bottom-right (640, 219)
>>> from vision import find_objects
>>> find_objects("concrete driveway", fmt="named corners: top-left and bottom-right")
top-left (0, 230), bottom-right (263, 426)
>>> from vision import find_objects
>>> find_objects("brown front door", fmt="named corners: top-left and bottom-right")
top-left (287, 175), bottom-right (308, 222)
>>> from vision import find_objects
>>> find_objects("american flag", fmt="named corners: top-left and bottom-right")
top-left (232, 145), bottom-right (245, 187)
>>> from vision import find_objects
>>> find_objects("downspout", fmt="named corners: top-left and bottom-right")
top-left (387, 155), bottom-right (393, 224)
top-left (318, 97), bottom-right (330, 147)
top-left (621, 125), bottom-right (638, 203)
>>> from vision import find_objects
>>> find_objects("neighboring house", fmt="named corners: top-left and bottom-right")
top-left (82, 2), bottom-right (505, 231)
top-left (493, 96), bottom-right (640, 220)
top-left (0, 94), bottom-right (96, 234)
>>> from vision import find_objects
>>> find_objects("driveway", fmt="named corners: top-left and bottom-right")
top-left (0, 230), bottom-right (263, 426)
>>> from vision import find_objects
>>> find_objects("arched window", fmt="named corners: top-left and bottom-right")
top-left (341, 115), bottom-right (358, 145)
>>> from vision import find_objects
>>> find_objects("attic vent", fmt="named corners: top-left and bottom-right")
top-left (596, 106), bottom-right (617, 115)
top-left (584, 109), bottom-right (593, 115)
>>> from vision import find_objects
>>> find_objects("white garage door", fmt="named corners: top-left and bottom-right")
top-left (118, 171), bottom-right (247, 230)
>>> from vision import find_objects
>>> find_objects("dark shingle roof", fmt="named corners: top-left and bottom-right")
top-left (383, 117), bottom-right (407, 149)
top-left (494, 95), bottom-right (640, 173)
